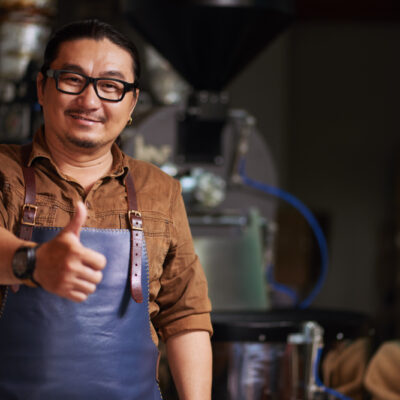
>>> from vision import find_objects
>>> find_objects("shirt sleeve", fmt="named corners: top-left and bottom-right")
top-left (152, 180), bottom-right (213, 342)
top-left (0, 177), bottom-right (8, 228)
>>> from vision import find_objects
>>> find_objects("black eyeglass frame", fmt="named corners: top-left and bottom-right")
top-left (46, 69), bottom-right (138, 102)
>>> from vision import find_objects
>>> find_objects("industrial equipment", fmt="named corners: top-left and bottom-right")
top-left (121, 1), bottom-right (373, 399)
top-left (0, 0), bottom-right (54, 142)
top-left (122, 0), bottom-right (292, 310)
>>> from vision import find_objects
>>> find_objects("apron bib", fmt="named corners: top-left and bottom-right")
top-left (0, 227), bottom-right (162, 400)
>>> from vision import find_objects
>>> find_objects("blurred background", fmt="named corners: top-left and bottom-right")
top-left (1, 0), bottom-right (399, 398)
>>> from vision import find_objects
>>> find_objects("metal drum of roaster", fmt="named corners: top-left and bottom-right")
top-left (211, 309), bottom-right (373, 400)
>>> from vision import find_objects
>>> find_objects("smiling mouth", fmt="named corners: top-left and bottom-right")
top-left (66, 111), bottom-right (105, 123)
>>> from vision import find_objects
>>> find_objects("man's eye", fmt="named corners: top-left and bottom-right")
top-left (61, 75), bottom-right (83, 84)
top-left (99, 81), bottom-right (121, 92)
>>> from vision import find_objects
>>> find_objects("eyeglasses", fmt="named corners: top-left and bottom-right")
top-left (46, 69), bottom-right (138, 102)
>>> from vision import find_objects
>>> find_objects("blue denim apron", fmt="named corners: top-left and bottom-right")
top-left (0, 228), bottom-right (162, 399)
top-left (0, 146), bottom-right (163, 399)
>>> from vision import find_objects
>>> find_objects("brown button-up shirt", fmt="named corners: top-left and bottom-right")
top-left (0, 129), bottom-right (212, 345)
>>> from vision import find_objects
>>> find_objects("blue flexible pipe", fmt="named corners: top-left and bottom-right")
top-left (266, 263), bottom-right (299, 304)
top-left (238, 158), bottom-right (329, 309)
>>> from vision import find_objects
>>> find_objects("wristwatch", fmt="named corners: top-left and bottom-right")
top-left (12, 245), bottom-right (41, 287)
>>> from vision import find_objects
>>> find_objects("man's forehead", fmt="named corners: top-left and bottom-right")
top-left (52, 38), bottom-right (135, 79)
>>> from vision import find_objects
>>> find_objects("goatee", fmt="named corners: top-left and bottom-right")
top-left (67, 136), bottom-right (98, 149)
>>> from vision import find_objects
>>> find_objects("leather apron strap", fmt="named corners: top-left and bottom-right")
top-left (17, 144), bottom-right (144, 303)
top-left (125, 172), bottom-right (144, 303)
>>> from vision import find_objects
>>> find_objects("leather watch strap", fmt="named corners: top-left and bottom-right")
top-left (27, 245), bottom-right (41, 288)
top-left (125, 171), bottom-right (144, 303)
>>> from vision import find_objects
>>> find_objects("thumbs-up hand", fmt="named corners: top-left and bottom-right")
top-left (65, 200), bottom-right (87, 239)
top-left (34, 201), bottom-right (107, 302)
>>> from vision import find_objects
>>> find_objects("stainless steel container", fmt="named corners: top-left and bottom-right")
top-left (0, 0), bottom-right (55, 81)
top-left (0, 17), bottom-right (51, 80)
top-left (211, 309), bottom-right (371, 400)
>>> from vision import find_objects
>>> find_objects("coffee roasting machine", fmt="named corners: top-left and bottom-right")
top-left (119, 1), bottom-right (373, 399)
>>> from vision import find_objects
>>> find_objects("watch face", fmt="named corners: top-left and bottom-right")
top-left (12, 247), bottom-right (33, 280)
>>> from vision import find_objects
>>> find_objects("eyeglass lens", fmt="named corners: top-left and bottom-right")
top-left (57, 71), bottom-right (125, 101)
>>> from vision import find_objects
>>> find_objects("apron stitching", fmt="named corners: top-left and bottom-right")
top-left (143, 245), bottom-right (163, 399)
top-left (32, 226), bottom-right (131, 234)
top-left (0, 286), bottom-right (9, 319)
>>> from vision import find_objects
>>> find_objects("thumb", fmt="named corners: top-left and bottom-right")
top-left (64, 201), bottom-right (87, 238)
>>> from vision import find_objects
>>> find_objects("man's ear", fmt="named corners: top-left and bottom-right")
top-left (36, 72), bottom-right (45, 106)
top-left (129, 89), bottom-right (140, 115)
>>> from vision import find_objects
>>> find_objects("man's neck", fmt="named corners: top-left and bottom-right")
top-left (47, 139), bottom-right (114, 193)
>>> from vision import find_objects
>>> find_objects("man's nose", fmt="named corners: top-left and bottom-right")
top-left (76, 82), bottom-right (101, 107)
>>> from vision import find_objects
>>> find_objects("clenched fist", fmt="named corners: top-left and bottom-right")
top-left (34, 201), bottom-right (106, 302)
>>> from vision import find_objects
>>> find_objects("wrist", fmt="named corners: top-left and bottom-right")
top-left (11, 244), bottom-right (42, 287)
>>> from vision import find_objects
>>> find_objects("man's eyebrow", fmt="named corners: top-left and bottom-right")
top-left (98, 70), bottom-right (128, 80)
top-left (59, 64), bottom-right (130, 81)
top-left (60, 63), bottom-right (85, 73)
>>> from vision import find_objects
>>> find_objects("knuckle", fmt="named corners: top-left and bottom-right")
top-left (87, 283), bottom-right (97, 294)
top-left (64, 262), bottom-right (77, 273)
top-left (99, 255), bottom-right (107, 268)
top-left (95, 271), bottom-right (103, 284)
top-left (74, 295), bottom-right (87, 303)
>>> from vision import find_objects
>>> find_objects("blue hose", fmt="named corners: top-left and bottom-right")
top-left (266, 263), bottom-right (299, 304)
top-left (238, 158), bottom-right (329, 309)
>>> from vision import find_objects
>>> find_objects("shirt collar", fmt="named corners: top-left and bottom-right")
top-left (29, 126), bottom-right (129, 179)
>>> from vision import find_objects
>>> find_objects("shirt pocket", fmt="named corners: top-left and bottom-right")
top-left (32, 194), bottom-right (58, 227)
top-left (142, 211), bottom-right (170, 282)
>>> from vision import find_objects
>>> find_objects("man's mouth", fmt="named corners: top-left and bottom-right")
top-left (66, 111), bottom-right (105, 123)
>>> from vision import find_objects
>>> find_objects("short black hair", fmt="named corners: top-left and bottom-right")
top-left (40, 19), bottom-right (140, 87)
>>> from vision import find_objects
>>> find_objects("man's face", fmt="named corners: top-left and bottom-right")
top-left (37, 38), bottom-right (138, 151)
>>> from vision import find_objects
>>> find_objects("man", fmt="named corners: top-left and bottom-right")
top-left (0, 19), bottom-right (212, 399)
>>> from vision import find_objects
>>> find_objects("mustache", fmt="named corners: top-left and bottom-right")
top-left (65, 109), bottom-right (106, 123)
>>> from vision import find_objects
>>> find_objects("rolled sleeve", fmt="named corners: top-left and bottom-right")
top-left (0, 192), bottom-right (6, 228)
top-left (0, 172), bottom-right (12, 229)
top-left (152, 181), bottom-right (212, 341)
